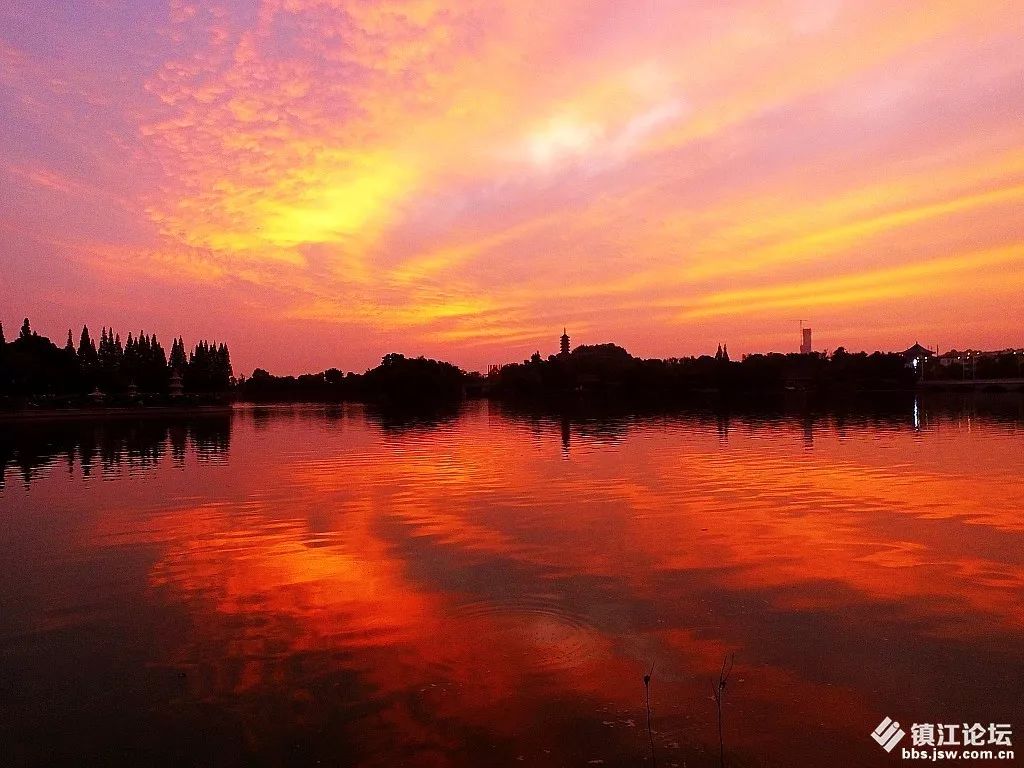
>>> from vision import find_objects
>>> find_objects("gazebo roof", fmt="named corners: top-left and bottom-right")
top-left (902, 343), bottom-right (933, 358)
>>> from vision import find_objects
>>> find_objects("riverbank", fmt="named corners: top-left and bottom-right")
top-left (0, 404), bottom-right (234, 423)
top-left (917, 377), bottom-right (1024, 392)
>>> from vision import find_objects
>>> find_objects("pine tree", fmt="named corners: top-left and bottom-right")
top-left (123, 333), bottom-right (137, 389)
top-left (218, 343), bottom-right (233, 386)
top-left (184, 341), bottom-right (199, 391)
top-left (98, 328), bottom-right (107, 369)
top-left (168, 336), bottom-right (187, 374)
top-left (148, 334), bottom-right (168, 392)
top-left (98, 328), bottom-right (108, 388)
top-left (0, 321), bottom-right (5, 344)
top-left (152, 335), bottom-right (166, 365)
top-left (78, 326), bottom-right (96, 361)
top-left (184, 339), bottom-right (226, 392)
top-left (77, 326), bottom-right (98, 390)
top-left (97, 327), bottom-right (122, 391)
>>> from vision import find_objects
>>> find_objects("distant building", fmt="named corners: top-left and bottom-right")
top-left (937, 350), bottom-right (965, 367)
top-left (902, 343), bottom-right (934, 373)
top-left (800, 327), bottom-right (813, 354)
top-left (560, 328), bottom-right (570, 356)
top-left (937, 348), bottom-right (1023, 366)
top-left (935, 347), bottom-right (1024, 378)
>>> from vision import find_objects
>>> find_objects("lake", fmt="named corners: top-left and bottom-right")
top-left (2, 399), bottom-right (1021, 767)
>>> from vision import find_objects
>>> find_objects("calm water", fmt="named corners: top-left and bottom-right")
top-left (2, 401), bottom-right (1022, 767)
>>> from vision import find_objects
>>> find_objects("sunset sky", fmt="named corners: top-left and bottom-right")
top-left (2, 1), bottom-right (1022, 375)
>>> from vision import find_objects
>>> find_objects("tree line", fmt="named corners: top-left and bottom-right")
top-left (236, 344), bottom-right (929, 408)
top-left (489, 343), bottom-right (920, 402)
top-left (0, 318), bottom-right (232, 403)
top-left (6, 315), bottom-right (1015, 411)
top-left (237, 352), bottom-right (465, 404)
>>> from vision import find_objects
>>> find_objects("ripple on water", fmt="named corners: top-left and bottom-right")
top-left (445, 597), bottom-right (605, 673)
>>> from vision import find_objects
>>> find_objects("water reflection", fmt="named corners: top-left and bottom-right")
top-left (1, 399), bottom-right (1021, 767)
top-left (0, 412), bottom-right (232, 488)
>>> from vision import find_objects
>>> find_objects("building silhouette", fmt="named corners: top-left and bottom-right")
top-left (560, 328), bottom-right (570, 356)
top-left (902, 343), bottom-right (934, 377)
top-left (169, 369), bottom-right (184, 398)
top-left (800, 327), bottom-right (813, 354)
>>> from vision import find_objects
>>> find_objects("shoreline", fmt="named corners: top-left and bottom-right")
top-left (3, 385), bottom-right (1021, 424)
top-left (0, 404), bottom-right (235, 423)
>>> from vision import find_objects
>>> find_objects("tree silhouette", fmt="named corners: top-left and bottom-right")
top-left (78, 326), bottom-right (96, 360)
top-left (77, 326), bottom-right (98, 389)
top-left (168, 337), bottom-right (188, 375)
top-left (123, 332), bottom-right (138, 388)
top-left (361, 353), bottom-right (464, 403)
top-left (0, 313), bottom-right (934, 407)
top-left (0, 318), bottom-right (238, 402)
top-left (217, 343), bottom-right (232, 385)
top-left (0, 322), bottom-right (7, 393)
top-left (113, 332), bottom-right (124, 369)
top-left (97, 328), bottom-right (114, 391)
top-left (182, 340), bottom-right (232, 392)
top-left (4, 319), bottom-right (77, 396)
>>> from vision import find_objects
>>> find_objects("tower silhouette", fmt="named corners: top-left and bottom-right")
top-left (560, 328), bottom-right (570, 356)
top-left (801, 327), bottom-right (813, 354)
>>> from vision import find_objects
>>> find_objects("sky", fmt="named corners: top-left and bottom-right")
top-left (1, 1), bottom-right (1022, 375)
